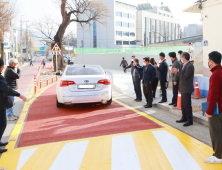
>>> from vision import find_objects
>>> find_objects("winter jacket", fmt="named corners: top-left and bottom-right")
top-left (206, 65), bottom-right (222, 115)
top-left (4, 66), bottom-right (21, 90)
top-left (0, 73), bottom-right (20, 111)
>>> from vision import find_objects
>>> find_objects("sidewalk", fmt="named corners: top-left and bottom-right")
top-left (2, 57), bottom-right (47, 144)
top-left (106, 69), bottom-right (208, 127)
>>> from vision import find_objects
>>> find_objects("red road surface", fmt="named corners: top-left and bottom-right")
top-left (18, 85), bottom-right (161, 147)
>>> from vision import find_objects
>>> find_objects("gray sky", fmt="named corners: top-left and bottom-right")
top-left (14, 0), bottom-right (202, 37)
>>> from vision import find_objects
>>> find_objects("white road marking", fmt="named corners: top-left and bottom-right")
top-left (17, 148), bottom-right (37, 170)
top-left (111, 134), bottom-right (141, 170)
top-left (49, 140), bottom-right (89, 170)
top-left (153, 130), bottom-right (202, 170)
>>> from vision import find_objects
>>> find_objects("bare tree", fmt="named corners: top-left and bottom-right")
top-left (0, 0), bottom-right (15, 59)
top-left (33, 0), bottom-right (111, 70)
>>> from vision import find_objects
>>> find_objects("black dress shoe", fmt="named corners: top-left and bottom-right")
top-left (144, 104), bottom-right (148, 107)
top-left (158, 100), bottom-right (167, 103)
top-left (134, 99), bottom-right (138, 101)
top-left (136, 99), bottom-right (142, 102)
top-left (176, 119), bottom-right (187, 123)
top-left (0, 142), bottom-right (8, 146)
top-left (144, 104), bottom-right (152, 108)
top-left (174, 104), bottom-right (177, 107)
top-left (169, 103), bottom-right (175, 105)
top-left (183, 121), bottom-right (193, 127)
top-left (0, 148), bottom-right (7, 153)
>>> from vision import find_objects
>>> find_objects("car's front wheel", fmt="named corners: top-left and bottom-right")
top-left (57, 97), bottom-right (64, 108)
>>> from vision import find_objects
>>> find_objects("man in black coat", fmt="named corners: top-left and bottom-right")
top-left (169, 52), bottom-right (181, 107)
top-left (155, 52), bottom-right (169, 103)
top-left (135, 57), bottom-right (156, 108)
top-left (171, 52), bottom-right (194, 127)
top-left (4, 58), bottom-right (21, 121)
top-left (120, 57), bottom-right (128, 73)
top-left (0, 58), bottom-right (27, 153)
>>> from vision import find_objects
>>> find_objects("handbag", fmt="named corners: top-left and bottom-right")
top-left (3, 94), bottom-right (13, 109)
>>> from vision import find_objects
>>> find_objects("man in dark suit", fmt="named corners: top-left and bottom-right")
top-left (169, 52), bottom-right (181, 107)
top-left (123, 55), bottom-right (135, 75)
top-left (130, 58), bottom-right (143, 102)
top-left (135, 57), bottom-right (156, 108)
top-left (155, 52), bottom-right (169, 103)
top-left (120, 57), bottom-right (128, 73)
top-left (171, 52), bottom-right (194, 127)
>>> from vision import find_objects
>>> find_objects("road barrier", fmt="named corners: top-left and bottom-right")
top-left (46, 74), bottom-right (48, 86)
top-left (173, 91), bottom-right (181, 110)
top-left (51, 71), bottom-right (53, 83)
top-left (34, 75), bottom-right (37, 94)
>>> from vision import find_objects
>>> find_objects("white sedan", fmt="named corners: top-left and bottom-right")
top-left (56, 65), bottom-right (112, 107)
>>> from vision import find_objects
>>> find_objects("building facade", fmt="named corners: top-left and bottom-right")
top-left (184, 24), bottom-right (203, 38)
top-left (184, 0), bottom-right (222, 76)
top-left (77, 0), bottom-right (181, 48)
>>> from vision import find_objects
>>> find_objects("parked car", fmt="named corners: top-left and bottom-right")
top-left (56, 65), bottom-right (112, 107)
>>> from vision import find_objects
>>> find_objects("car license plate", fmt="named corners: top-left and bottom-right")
top-left (78, 85), bottom-right (95, 89)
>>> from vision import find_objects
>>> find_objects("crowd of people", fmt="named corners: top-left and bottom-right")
top-left (121, 46), bottom-right (222, 163)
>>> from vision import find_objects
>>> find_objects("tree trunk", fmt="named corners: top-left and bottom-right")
top-left (53, 2), bottom-right (71, 71)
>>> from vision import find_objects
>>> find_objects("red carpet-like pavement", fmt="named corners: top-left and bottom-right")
top-left (18, 85), bottom-right (161, 147)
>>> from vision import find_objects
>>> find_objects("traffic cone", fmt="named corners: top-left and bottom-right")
top-left (173, 91), bottom-right (181, 110)
top-left (193, 79), bottom-right (202, 99)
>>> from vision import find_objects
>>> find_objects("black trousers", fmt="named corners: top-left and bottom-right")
top-left (143, 83), bottom-right (153, 105)
top-left (123, 66), bottom-right (126, 73)
top-left (152, 78), bottom-right (159, 98)
top-left (160, 80), bottom-right (167, 101)
top-left (172, 80), bottom-right (179, 104)
top-left (181, 93), bottom-right (193, 122)
top-left (0, 110), bottom-right (7, 141)
top-left (133, 78), bottom-right (142, 100)
top-left (208, 114), bottom-right (222, 159)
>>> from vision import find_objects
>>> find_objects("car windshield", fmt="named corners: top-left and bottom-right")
top-left (66, 66), bottom-right (104, 75)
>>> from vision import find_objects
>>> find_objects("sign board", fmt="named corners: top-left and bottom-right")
top-left (204, 40), bottom-right (208, 46)
top-left (52, 51), bottom-right (61, 55)
top-left (72, 53), bottom-right (77, 57)
top-left (40, 47), bottom-right (46, 51)
top-left (34, 47), bottom-right (39, 51)
top-left (52, 43), bottom-right (61, 52)
top-left (4, 42), bottom-right (8, 46)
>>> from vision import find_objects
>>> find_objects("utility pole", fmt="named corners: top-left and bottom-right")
top-left (20, 15), bottom-right (23, 63)
top-left (25, 21), bottom-right (29, 62)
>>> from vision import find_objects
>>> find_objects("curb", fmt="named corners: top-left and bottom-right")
top-left (106, 71), bottom-right (209, 127)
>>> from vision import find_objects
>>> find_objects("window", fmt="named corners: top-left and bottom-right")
top-left (66, 67), bottom-right (104, 75)
top-left (130, 32), bottom-right (135, 37)
top-left (163, 14), bottom-right (165, 16)
top-left (178, 24), bottom-right (180, 39)
top-left (122, 22), bottom-right (129, 27)
top-left (153, 20), bottom-right (156, 43)
top-left (143, 18), bottom-right (146, 46)
top-left (123, 32), bottom-right (129, 36)
top-left (149, 19), bottom-right (152, 44)
top-left (129, 23), bottom-right (135, 28)
top-left (116, 11), bottom-right (122, 17)
top-left (123, 41), bottom-right (129, 45)
top-left (116, 40), bottom-right (122, 45)
top-left (129, 14), bottom-right (135, 19)
top-left (163, 21), bottom-right (165, 41)
top-left (130, 41), bottom-right (136, 45)
top-left (174, 24), bottom-right (177, 40)
top-left (93, 20), bottom-right (97, 48)
top-left (116, 31), bottom-right (122, 36)
top-left (123, 13), bottom-right (129, 18)
top-left (159, 21), bottom-right (161, 42)
top-left (167, 22), bottom-right (169, 41)
top-left (167, 15), bottom-right (169, 17)
top-left (159, 13), bottom-right (161, 15)
top-left (116, 21), bottom-right (122, 27)
top-left (171, 23), bottom-right (173, 40)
